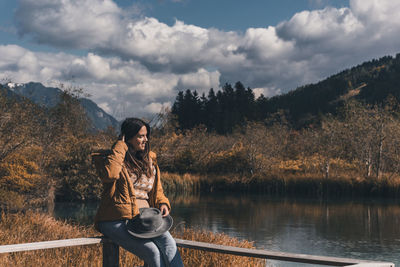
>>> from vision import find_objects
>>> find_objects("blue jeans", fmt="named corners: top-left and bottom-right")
top-left (97, 220), bottom-right (184, 267)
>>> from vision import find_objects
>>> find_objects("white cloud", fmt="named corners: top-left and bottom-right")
top-left (121, 18), bottom-right (209, 69)
top-left (0, 45), bottom-right (220, 120)
top-left (16, 0), bottom-right (122, 48)
top-left (276, 7), bottom-right (362, 47)
top-left (144, 101), bottom-right (171, 114)
top-left (238, 27), bottom-right (294, 62)
top-left (176, 68), bottom-right (220, 93)
top-left (98, 102), bottom-right (112, 114)
top-left (0, 45), bottom-right (43, 82)
top-left (252, 87), bottom-right (282, 98)
top-left (86, 54), bottom-right (111, 79)
top-left (3, 0), bottom-right (400, 119)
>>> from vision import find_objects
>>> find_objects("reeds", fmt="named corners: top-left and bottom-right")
top-left (162, 172), bottom-right (202, 195)
top-left (161, 171), bottom-right (400, 198)
top-left (0, 211), bottom-right (265, 267)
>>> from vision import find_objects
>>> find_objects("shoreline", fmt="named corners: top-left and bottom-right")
top-left (161, 172), bottom-right (400, 199)
top-left (2, 172), bottom-right (399, 211)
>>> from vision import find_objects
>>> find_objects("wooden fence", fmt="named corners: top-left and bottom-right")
top-left (0, 237), bottom-right (395, 267)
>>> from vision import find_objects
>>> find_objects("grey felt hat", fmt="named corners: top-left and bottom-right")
top-left (126, 208), bottom-right (173, 238)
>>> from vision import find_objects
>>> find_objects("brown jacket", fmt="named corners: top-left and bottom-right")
top-left (93, 140), bottom-right (170, 226)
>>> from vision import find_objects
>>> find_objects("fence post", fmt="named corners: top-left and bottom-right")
top-left (103, 241), bottom-right (119, 267)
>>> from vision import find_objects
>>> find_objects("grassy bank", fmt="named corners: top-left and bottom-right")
top-left (0, 211), bottom-right (265, 267)
top-left (161, 172), bottom-right (400, 198)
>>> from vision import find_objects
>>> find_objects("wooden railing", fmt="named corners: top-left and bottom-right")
top-left (0, 237), bottom-right (395, 267)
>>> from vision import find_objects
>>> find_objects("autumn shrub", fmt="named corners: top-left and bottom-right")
top-left (271, 155), bottom-right (360, 175)
top-left (205, 142), bottom-right (252, 175)
top-left (152, 126), bottom-right (237, 174)
top-left (55, 134), bottom-right (113, 201)
top-left (173, 148), bottom-right (197, 173)
top-left (0, 145), bottom-right (50, 209)
top-left (0, 190), bottom-right (25, 210)
top-left (0, 152), bottom-right (41, 193)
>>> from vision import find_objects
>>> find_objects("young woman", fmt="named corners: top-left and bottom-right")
top-left (94, 118), bottom-right (183, 267)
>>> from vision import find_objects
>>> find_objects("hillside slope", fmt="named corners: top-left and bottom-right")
top-left (4, 82), bottom-right (119, 131)
top-left (259, 54), bottom-right (400, 126)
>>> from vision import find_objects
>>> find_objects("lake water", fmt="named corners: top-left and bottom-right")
top-left (53, 193), bottom-right (400, 266)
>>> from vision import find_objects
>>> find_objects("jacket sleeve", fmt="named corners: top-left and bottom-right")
top-left (155, 164), bottom-right (171, 210)
top-left (102, 140), bottom-right (128, 183)
top-left (150, 151), bottom-right (171, 210)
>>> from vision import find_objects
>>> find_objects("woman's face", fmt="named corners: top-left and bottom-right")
top-left (127, 125), bottom-right (148, 152)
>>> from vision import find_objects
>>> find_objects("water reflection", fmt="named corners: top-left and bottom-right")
top-left (53, 193), bottom-right (400, 266)
top-left (53, 201), bottom-right (98, 225)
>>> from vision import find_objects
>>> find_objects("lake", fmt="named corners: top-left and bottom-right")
top-left (53, 193), bottom-right (400, 266)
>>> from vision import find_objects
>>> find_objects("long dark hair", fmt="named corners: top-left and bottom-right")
top-left (121, 118), bottom-right (152, 178)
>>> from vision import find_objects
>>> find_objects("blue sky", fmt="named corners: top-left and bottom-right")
top-left (0, 0), bottom-right (399, 119)
top-left (129, 0), bottom-right (349, 31)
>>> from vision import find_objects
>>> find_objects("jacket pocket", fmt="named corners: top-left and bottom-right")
top-left (112, 178), bottom-right (130, 204)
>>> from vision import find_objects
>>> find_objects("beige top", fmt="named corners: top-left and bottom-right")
top-left (129, 165), bottom-right (156, 200)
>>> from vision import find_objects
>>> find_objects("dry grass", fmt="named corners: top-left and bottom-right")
top-left (0, 211), bottom-right (265, 267)
top-left (172, 228), bottom-right (265, 267)
top-left (0, 211), bottom-right (107, 267)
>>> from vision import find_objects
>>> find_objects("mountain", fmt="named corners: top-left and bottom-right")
top-left (4, 82), bottom-right (119, 131)
top-left (257, 53), bottom-right (400, 127)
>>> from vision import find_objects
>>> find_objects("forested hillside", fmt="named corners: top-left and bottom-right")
top-left (172, 53), bottom-right (400, 133)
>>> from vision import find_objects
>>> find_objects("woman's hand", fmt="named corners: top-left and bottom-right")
top-left (159, 204), bottom-right (169, 217)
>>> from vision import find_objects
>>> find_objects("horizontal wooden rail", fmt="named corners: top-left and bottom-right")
top-left (0, 237), bottom-right (104, 253)
top-left (175, 238), bottom-right (394, 267)
top-left (344, 264), bottom-right (394, 267)
top-left (0, 237), bottom-right (395, 267)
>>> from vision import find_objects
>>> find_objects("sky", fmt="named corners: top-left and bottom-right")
top-left (1, 0), bottom-right (400, 120)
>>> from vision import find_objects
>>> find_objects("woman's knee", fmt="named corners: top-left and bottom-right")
top-left (155, 231), bottom-right (177, 250)
top-left (139, 241), bottom-right (164, 267)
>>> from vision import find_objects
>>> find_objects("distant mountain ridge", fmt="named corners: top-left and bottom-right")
top-left (258, 53), bottom-right (400, 126)
top-left (4, 82), bottom-right (119, 131)
top-left (172, 53), bottom-right (400, 133)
